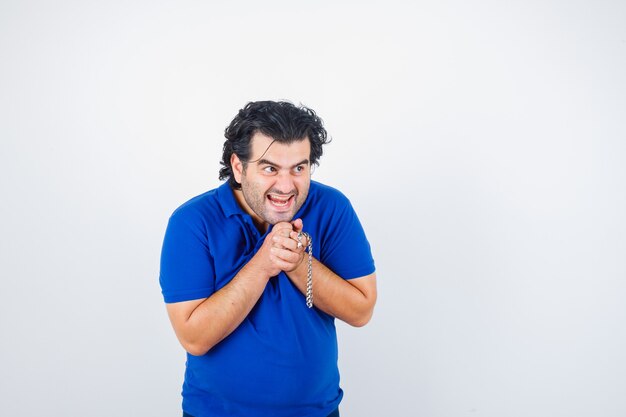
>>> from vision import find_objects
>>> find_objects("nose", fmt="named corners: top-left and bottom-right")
top-left (275, 170), bottom-right (295, 193)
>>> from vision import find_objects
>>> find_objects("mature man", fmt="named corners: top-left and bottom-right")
top-left (159, 101), bottom-right (377, 417)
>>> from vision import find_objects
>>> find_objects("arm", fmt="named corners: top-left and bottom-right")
top-left (270, 220), bottom-right (377, 327)
top-left (289, 259), bottom-right (377, 327)
top-left (166, 223), bottom-right (292, 356)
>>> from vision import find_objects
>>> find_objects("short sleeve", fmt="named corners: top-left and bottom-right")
top-left (319, 197), bottom-right (375, 280)
top-left (159, 210), bottom-right (216, 303)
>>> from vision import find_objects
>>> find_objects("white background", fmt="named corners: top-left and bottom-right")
top-left (1, 1), bottom-right (625, 416)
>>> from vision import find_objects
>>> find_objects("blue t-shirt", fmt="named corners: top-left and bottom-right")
top-left (159, 180), bottom-right (375, 417)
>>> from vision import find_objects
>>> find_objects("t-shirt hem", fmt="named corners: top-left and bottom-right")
top-left (163, 288), bottom-right (213, 303)
top-left (337, 264), bottom-right (376, 280)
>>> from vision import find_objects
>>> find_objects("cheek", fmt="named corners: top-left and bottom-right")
top-left (247, 177), bottom-right (272, 194)
top-left (296, 180), bottom-right (310, 196)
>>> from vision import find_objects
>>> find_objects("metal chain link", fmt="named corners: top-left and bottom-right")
top-left (299, 232), bottom-right (313, 308)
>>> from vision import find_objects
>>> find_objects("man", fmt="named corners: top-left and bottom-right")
top-left (159, 101), bottom-right (377, 417)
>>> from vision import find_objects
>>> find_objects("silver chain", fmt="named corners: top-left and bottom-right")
top-left (299, 232), bottom-right (313, 308)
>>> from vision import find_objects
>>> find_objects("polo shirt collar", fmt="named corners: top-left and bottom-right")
top-left (216, 182), bottom-right (245, 217)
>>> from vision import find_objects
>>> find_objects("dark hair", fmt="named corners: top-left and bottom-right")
top-left (219, 100), bottom-right (330, 189)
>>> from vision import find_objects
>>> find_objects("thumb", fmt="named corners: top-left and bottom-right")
top-left (291, 218), bottom-right (303, 232)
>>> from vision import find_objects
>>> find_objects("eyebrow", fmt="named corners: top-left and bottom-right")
top-left (256, 158), bottom-right (310, 169)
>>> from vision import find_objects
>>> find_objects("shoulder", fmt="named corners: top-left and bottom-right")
top-left (308, 180), bottom-right (352, 208)
top-left (168, 187), bottom-right (224, 229)
top-left (301, 181), bottom-right (358, 229)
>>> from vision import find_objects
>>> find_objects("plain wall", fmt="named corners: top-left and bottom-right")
top-left (1, 1), bottom-right (625, 416)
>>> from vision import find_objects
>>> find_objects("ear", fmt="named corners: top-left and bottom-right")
top-left (231, 153), bottom-right (244, 184)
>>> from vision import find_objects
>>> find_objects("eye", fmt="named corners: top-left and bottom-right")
top-left (263, 166), bottom-right (276, 173)
top-left (294, 165), bottom-right (305, 173)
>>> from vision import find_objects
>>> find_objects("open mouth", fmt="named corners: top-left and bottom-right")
top-left (267, 193), bottom-right (294, 210)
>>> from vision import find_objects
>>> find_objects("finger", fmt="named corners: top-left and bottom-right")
top-left (271, 246), bottom-right (301, 263)
top-left (269, 254), bottom-right (298, 272)
top-left (274, 221), bottom-right (293, 231)
top-left (272, 222), bottom-right (293, 238)
top-left (289, 231), bottom-right (309, 249)
top-left (270, 246), bottom-right (302, 264)
top-left (291, 218), bottom-right (303, 232)
top-left (272, 235), bottom-right (299, 251)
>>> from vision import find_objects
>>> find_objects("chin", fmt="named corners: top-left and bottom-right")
top-left (270, 215), bottom-right (294, 225)
top-left (264, 209), bottom-right (295, 224)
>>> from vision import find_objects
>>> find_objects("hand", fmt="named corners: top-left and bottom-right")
top-left (270, 219), bottom-right (309, 273)
top-left (288, 218), bottom-right (307, 248)
top-left (253, 222), bottom-right (294, 277)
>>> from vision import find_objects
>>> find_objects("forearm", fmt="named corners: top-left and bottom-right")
top-left (285, 257), bottom-right (377, 327)
top-left (168, 259), bottom-right (270, 356)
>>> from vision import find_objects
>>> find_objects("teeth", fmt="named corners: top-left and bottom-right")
top-left (269, 195), bottom-right (289, 201)
top-left (268, 195), bottom-right (290, 206)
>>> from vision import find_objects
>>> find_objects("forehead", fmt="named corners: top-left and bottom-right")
top-left (250, 132), bottom-right (311, 164)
